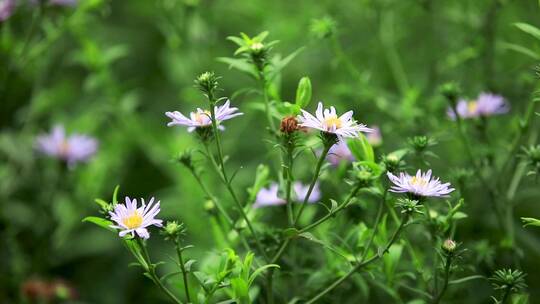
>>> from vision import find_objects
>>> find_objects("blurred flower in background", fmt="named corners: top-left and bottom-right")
top-left (254, 182), bottom-right (321, 208)
top-left (35, 125), bottom-right (98, 167)
top-left (326, 140), bottom-right (355, 166)
top-left (0, 0), bottom-right (15, 21)
top-left (366, 125), bottom-right (382, 147)
top-left (165, 100), bottom-right (243, 132)
top-left (448, 93), bottom-right (509, 119)
top-left (109, 197), bottom-right (163, 239)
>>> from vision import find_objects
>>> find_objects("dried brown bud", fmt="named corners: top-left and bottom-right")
top-left (280, 116), bottom-right (299, 134)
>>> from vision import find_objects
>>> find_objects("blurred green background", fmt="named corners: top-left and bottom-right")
top-left (1, 0), bottom-right (540, 303)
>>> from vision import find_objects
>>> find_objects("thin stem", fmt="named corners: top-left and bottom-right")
top-left (293, 143), bottom-right (332, 225)
top-left (174, 239), bottom-right (191, 303)
top-left (299, 184), bottom-right (362, 234)
top-left (136, 239), bottom-right (183, 304)
top-left (187, 166), bottom-right (233, 225)
top-left (271, 184), bottom-right (362, 265)
top-left (450, 106), bottom-right (505, 228)
top-left (185, 163), bottom-right (253, 253)
top-left (359, 190), bottom-right (387, 262)
top-left (259, 73), bottom-right (277, 134)
top-left (432, 255), bottom-right (452, 304)
top-left (284, 136), bottom-right (295, 225)
top-left (206, 97), bottom-right (269, 262)
top-left (305, 213), bottom-right (410, 303)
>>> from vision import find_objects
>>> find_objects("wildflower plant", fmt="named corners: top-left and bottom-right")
top-left (4, 2), bottom-right (540, 302)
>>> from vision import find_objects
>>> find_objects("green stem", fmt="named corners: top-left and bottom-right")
top-left (299, 184), bottom-right (362, 233)
top-left (293, 142), bottom-right (332, 225)
top-left (450, 106), bottom-right (505, 228)
top-left (284, 136), bottom-right (295, 225)
top-left (260, 73), bottom-right (277, 134)
top-left (271, 184), bottom-right (362, 264)
top-left (432, 255), bottom-right (452, 304)
top-left (174, 239), bottom-right (191, 303)
top-left (207, 96), bottom-right (269, 262)
top-left (359, 190), bottom-right (387, 262)
top-left (305, 213), bottom-right (410, 303)
top-left (136, 239), bottom-right (183, 304)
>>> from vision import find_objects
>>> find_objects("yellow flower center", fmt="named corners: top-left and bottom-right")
top-left (194, 110), bottom-right (211, 124)
top-left (123, 211), bottom-right (143, 229)
top-left (410, 176), bottom-right (427, 187)
top-left (467, 101), bottom-right (478, 114)
top-left (323, 116), bottom-right (342, 129)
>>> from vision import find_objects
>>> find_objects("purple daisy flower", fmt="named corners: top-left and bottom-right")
top-left (448, 93), bottom-right (509, 119)
top-left (253, 182), bottom-right (321, 208)
top-left (0, 0), bottom-right (15, 22)
top-left (326, 140), bottom-right (355, 166)
top-left (387, 169), bottom-right (454, 198)
top-left (109, 197), bottom-right (163, 239)
top-left (297, 102), bottom-right (372, 138)
top-left (165, 100), bottom-right (243, 132)
top-left (36, 125), bottom-right (98, 167)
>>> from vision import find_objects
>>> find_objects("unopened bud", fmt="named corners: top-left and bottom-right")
top-left (442, 239), bottom-right (457, 253)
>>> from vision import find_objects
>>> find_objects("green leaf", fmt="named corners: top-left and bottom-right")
top-left (248, 264), bottom-right (280, 286)
top-left (82, 216), bottom-right (114, 232)
top-left (247, 164), bottom-right (270, 203)
top-left (112, 185), bottom-right (120, 205)
top-left (217, 57), bottom-right (259, 78)
top-left (501, 42), bottom-right (540, 60)
top-left (276, 102), bottom-right (301, 116)
top-left (295, 77), bottom-right (312, 108)
top-left (522, 217), bottom-right (540, 227)
top-left (268, 47), bottom-right (304, 81)
top-left (514, 22), bottom-right (540, 41)
top-left (298, 232), bottom-right (351, 261)
top-left (347, 134), bottom-right (374, 162)
top-left (94, 199), bottom-right (109, 210)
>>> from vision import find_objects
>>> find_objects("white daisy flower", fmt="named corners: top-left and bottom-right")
top-left (297, 102), bottom-right (372, 138)
top-left (109, 197), bottom-right (163, 239)
top-left (387, 169), bottom-right (455, 198)
top-left (165, 100), bottom-right (243, 132)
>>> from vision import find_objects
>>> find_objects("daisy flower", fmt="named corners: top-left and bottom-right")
top-left (326, 140), bottom-right (355, 166)
top-left (109, 197), bottom-right (163, 239)
top-left (165, 100), bottom-right (243, 132)
top-left (36, 125), bottom-right (98, 167)
top-left (253, 182), bottom-right (321, 208)
top-left (448, 93), bottom-right (509, 119)
top-left (297, 102), bottom-right (372, 138)
top-left (387, 169), bottom-right (454, 198)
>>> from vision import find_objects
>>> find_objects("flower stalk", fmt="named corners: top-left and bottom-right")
top-left (305, 213), bottom-right (410, 303)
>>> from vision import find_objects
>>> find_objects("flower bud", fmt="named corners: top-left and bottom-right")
top-left (204, 200), bottom-right (216, 213)
top-left (195, 71), bottom-right (219, 96)
top-left (280, 116), bottom-right (299, 134)
top-left (163, 221), bottom-right (185, 239)
top-left (442, 239), bottom-right (457, 253)
top-left (295, 77), bottom-right (312, 108)
top-left (440, 82), bottom-right (461, 105)
top-left (250, 42), bottom-right (264, 53)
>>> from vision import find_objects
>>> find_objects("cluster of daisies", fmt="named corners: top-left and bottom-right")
top-left (35, 91), bottom-right (506, 239)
